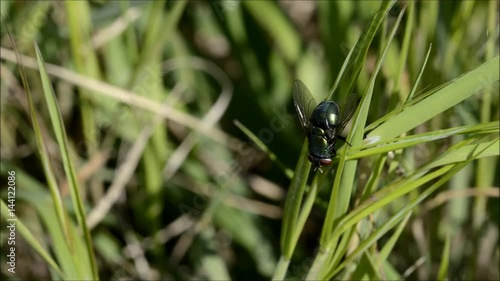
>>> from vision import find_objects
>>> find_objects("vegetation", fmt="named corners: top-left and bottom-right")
top-left (0, 1), bottom-right (498, 280)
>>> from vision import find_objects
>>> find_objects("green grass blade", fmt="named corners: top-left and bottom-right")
top-left (34, 43), bottom-right (99, 280)
top-left (424, 138), bottom-right (499, 169)
top-left (321, 2), bottom-right (405, 245)
top-left (343, 0), bottom-right (396, 98)
top-left (406, 44), bottom-right (432, 103)
top-left (437, 230), bottom-right (451, 280)
top-left (326, 209), bottom-right (412, 279)
top-left (234, 120), bottom-right (293, 179)
top-left (349, 121), bottom-right (499, 160)
top-left (306, 5), bottom-right (403, 279)
top-left (1, 200), bottom-right (66, 279)
top-left (367, 56), bottom-right (500, 142)
top-left (4, 21), bottom-right (71, 249)
top-left (280, 140), bottom-right (311, 258)
top-left (473, 0), bottom-right (499, 230)
top-left (325, 139), bottom-right (494, 279)
top-left (243, 0), bottom-right (300, 63)
top-left (64, 1), bottom-right (101, 148)
top-left (377, 212), bottom-right (413, 267)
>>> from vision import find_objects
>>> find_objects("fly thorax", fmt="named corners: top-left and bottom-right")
top-left (328, 112), bottom-right (339, 127)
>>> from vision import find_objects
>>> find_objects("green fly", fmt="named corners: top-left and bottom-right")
top-left (293, 80), bottom-right (359, 172)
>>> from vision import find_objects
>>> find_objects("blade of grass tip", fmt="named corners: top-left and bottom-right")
top-left (234, 120), bottom-right (293, 179)
top-left (4, 20), bottom-right (71, 246)
top-left (394, 1), bottom-right (414, 100)
top-left (437, 230), bottom-right (451, 280)
top-left (405, 44), bottom-right (432, 104)
top-left (366, 43), bottom-right (432, 132)
top-left (34, 43), bottom-right (99, 280)
top-left (1, 200), bottom-right (67, 279)
top-left (344, 0), bottom-right (397, 97)
top-left (326, 36), bottom-right (359, 100)
top-left (368, 56), bottom-right (499, 143)
top-left (4, 20), bottom-right (91, 278)
top-left (327, 0), bottom-right (397, 101)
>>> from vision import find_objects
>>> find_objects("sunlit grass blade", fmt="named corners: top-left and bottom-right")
top-left (349, 121), bottom-right (499, 160)
top-left (424, 138), bottom-right (498, 169)
top-left (367, 56), bottom-right (499, 143)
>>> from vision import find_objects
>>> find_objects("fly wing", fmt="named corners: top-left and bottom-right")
top-left (335, 92), bottom-right (361, 137)
top-left (293, 80), bottom-right (317, 133)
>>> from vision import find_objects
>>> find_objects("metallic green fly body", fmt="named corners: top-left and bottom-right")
top-left (292, 80), bottom-right (358, 172)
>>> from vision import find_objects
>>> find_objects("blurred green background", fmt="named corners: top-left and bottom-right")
top-left (0, 0), bottom-right (498, 280)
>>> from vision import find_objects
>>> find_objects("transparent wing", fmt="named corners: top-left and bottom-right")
top-left (335, 92), bottom-right (361, 137)
top-left (293, 80), bottom-right (317, 133)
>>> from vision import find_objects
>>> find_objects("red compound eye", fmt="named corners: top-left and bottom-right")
top-left (319, 159), bottom-right (332, 166)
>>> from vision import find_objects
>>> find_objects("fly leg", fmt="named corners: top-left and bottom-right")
top-left (337, 135), bottom-right (352, 146)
